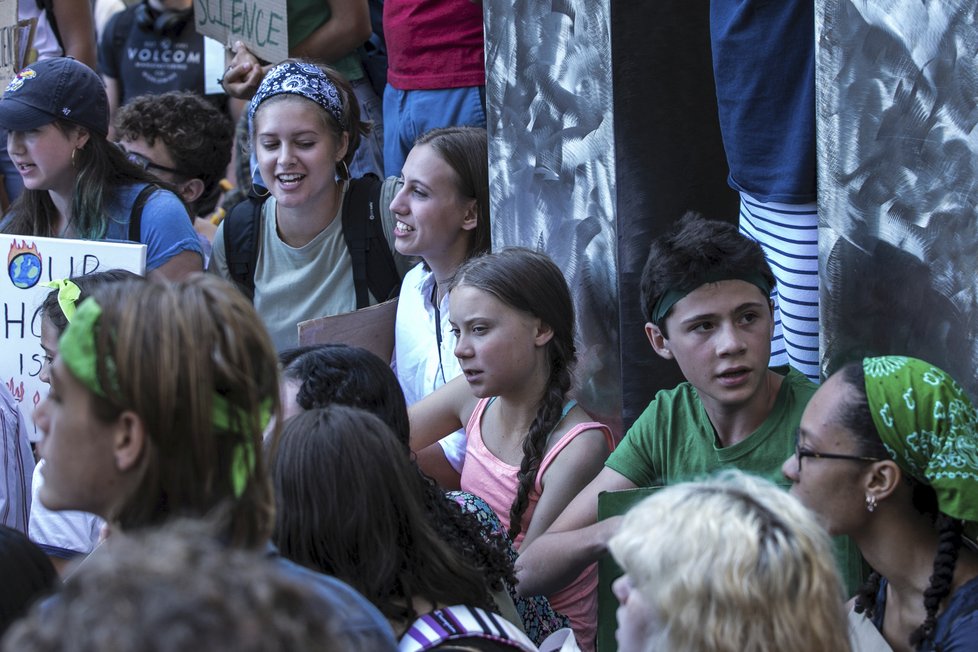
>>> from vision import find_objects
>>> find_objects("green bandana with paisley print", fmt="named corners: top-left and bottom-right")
top-left (863, 355), bottom-right (978, 528)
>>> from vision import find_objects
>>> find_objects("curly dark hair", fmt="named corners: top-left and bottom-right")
top-left (278, 345), bottom-right (515, 589)
top-left (115, 91), bottom-right (233, 215)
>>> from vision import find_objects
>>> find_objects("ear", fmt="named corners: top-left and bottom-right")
top-left (335, 131), bottom-right (350, 163)
top-left (534, 319), bottom-right (555, 347)
top-left (73, 126), bottom-right (91, 149)
top-left (113, 410), bottom-right (147, 473)
top-left (768, 299), bottom-right (776, 337)
top-left (178, 177), bottom-right (205, 205)
top-left (645, 322), bottom-right (673, 360)
top-left (864, 459), bottom-right (902, 504)
top-left (460, 198), bottom-right (478, 232)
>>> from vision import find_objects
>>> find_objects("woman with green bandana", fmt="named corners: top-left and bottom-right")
top-left (32, 274), bottom-right (397, 650)
top-left (783, 356), bottom-right (978, 651)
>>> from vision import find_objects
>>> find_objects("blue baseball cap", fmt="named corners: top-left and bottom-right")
top-left (0, 57), bottom-right (109, 136)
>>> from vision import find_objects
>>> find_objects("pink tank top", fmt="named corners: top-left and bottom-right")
top-left (460, 397), bottom-right (615, 652)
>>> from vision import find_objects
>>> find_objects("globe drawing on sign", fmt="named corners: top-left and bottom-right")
top-left (8, 240), bottom-right (42, 289)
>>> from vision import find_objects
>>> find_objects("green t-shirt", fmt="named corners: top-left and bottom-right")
top-left (287, 0), bottom-right (364, 81)
top-left (607, 366), bottom-right (813, 487)
top-left (605, 365), bottom-right (867, 595)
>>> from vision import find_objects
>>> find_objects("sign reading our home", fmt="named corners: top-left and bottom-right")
top-left (0, 235), bottom-right (146, 441)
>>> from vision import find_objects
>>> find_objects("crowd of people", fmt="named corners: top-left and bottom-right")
top-left (0, 2), bottom-right (974, 652)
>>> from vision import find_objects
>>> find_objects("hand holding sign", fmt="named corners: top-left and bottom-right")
top-left (220, 41), bottom-right (267, 100)
top-left (194, 0), bottom-right (287, 65)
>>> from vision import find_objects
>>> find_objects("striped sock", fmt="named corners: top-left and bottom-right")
top-left (738, 193), bottom-right (820, 383)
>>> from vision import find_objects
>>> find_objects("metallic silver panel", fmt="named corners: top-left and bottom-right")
top-left (484, 1), bottom-right (621, 432)
top-left (817, 0), bottom-right (978, 397)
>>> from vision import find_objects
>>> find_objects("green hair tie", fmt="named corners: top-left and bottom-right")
top-left (42, 278), bottom-right (82, 323)
top-left (61, 298), bottom-right (272, 500)
top-left (214, 395), bottom-right (272, 498)
top-left (59, 297), bottom-right (111, 397)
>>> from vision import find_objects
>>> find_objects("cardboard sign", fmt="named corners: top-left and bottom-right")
top-left (0, 0), bottom-right (18, 84)
top-left (298, 298), bottom-right (398, 364)
top-left (194, 0), bottom-right (288, 64)
top-left (0, 235), bottom-right (146, 441)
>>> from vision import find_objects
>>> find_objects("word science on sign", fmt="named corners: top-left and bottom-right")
top-left (194, 0), bottom-right (287, 64)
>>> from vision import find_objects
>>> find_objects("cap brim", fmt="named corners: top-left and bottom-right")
top-left (0, 98), bottom-right (56, 132)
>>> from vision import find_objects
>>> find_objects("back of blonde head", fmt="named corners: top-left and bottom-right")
top-left (609, 471), bottom-right (850, 652)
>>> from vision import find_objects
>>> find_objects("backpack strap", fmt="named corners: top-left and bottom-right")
top-left (341, 174), bottom-right (402, 309)
top-left (127, 183), bottom-right (160, 243)
top-left (222, 194), bottom-right (266, 302)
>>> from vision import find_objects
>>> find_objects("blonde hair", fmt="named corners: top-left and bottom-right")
top-left (608, 471), bottom-right (850, 652)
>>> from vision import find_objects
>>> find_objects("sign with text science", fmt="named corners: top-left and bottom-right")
top-left (194, 0), bottom-right (288, 64)
top-left (0, 235), bottom-right (146, 441)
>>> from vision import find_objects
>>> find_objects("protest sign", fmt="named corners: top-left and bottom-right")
top-left (298, 298), bottom-right (398, 364)
top-left (0, 235), bottom-right (146, 440)
top-left (194, 0), bottom-right (287, 64)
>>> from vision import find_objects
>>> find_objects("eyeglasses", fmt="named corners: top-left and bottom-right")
top-left (794, 432), bottom-right (882, 474)
top-left (118, 146), bottom-right (188, 179)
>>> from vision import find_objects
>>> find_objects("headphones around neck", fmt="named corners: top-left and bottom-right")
top-left (135, 1), bottom-right (192, 38)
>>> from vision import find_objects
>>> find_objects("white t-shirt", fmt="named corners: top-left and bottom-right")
top-left (29, 461), bottom-right (103, 560)
top-left (393, 263), bottom-right (467, 470)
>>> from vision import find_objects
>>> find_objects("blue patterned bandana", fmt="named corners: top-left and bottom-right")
top-left (248, 61), bottom-right (346, 129)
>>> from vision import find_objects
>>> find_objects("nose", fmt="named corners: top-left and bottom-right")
top-left (7, 131), bottom-right (23, 154)
top-left (715, 321), bottom-right (746, 356)
top-left (389, 182), bottom-right (408, 216)
top-left (276, 142), bottom-right (296, 167)
top-left (33, 398), bottom-right (51, 441)
top-left (612, 575), bottom-right (629, 603)
top-left (39, 360), bottom-right (51, 385)
top-left (781, 452), bottom-right (799, 483)
top-left (454, 333), bottom-right (471, 360)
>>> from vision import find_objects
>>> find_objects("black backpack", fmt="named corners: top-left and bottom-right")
top-left (222, 174), bottom-right (401, 309)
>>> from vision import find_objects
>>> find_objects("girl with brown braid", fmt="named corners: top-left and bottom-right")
top-left (409, 248), bottom-right (615, 652)
top-left (782, 356), bottom-right (978, 651)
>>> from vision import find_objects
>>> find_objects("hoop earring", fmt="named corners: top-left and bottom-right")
top-left (865, 494), bottom-right (877, 513)
top-left (253, 184), bottom-right (270, 198)
top-left (71, 147), bottom-right (79, 169)
top-left (336, 160), bottom-right (350, 182)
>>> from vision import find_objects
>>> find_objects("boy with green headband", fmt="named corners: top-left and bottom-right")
top-left (518, 213), bottom-right (847, 598)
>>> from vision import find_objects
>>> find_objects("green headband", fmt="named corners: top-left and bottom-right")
top-left (863, 356), bottom-right (978, 530)
top-left (58, 297), bottom-right (272, 498)
top-left (650, 270), bottom-right (773, 324)
top-left (42, 278), bottom-right (82, 323)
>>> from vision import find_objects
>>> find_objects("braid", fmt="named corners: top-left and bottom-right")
top-left (507, 351), bottom-right (573, 541)
top-left (853, 571), bottom-right (883, 619)
top-left (909, 514), bottom-right (963, 650)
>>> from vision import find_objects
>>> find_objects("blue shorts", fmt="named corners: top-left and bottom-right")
top-left (382, 84), bottom-right (486, 177)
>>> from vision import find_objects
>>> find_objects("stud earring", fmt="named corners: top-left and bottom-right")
top-left (865, 494), bottom-right (877, 513)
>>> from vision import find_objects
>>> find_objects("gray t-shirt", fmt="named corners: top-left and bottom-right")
top-left (211, 192), bottom-right (372, 350)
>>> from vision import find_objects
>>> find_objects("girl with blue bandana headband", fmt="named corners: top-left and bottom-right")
top-left (783, 356), bottom-right (978, 651)
top-left (210, 60), bottom-right (401, 351)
